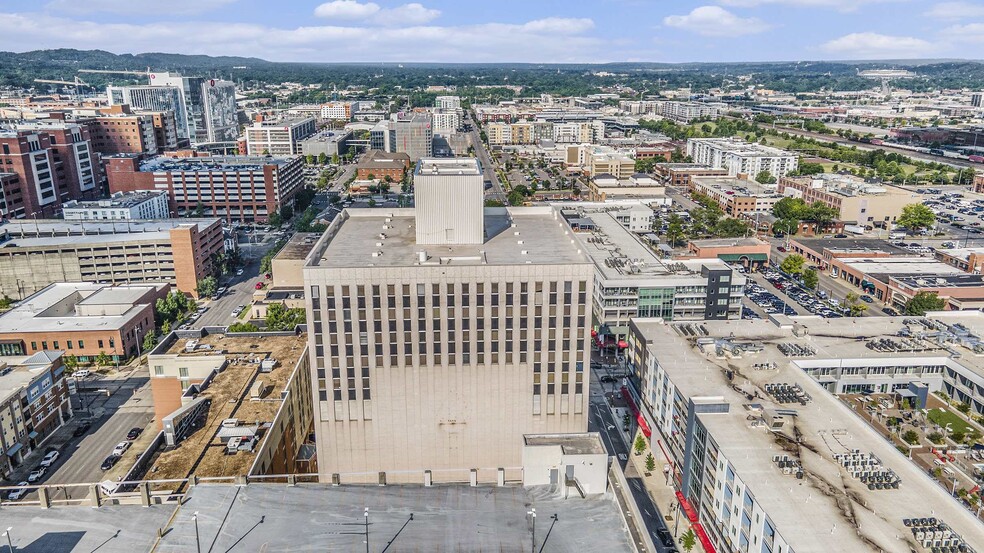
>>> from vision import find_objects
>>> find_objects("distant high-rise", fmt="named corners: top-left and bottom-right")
top-left (972, 92), bottom-right (983, 108)
top-left (107, 85), bottom-right (189, 140)
top-left (151, 72), bottom-right (238, 144)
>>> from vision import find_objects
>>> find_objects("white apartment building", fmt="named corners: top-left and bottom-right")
top-left (687, 138), bottom-right (798, 178)
top-left (62, 191), bottom-right (170, 221)
top-left (320, 102), bottom-right (353, 120)
top-left (303, 159), bottom-right (594, 484)
top-left (659, 101), bottom-right (726, 123)
top-left (245, 117), bottom-right (317, 156)
top-left (431, 110), bottom-right (461, 136)
top-left (625, 315), bottom-right (984, 553)
top-left (435, 96), bottom-right (462, 111)
top-left (552, 122), bottom-right (596, 144)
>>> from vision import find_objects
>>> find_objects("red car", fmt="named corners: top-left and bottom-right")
top-left (777, 246), bottom-right (787, 252)
top-left (255, 282), bottom-right (264, 290)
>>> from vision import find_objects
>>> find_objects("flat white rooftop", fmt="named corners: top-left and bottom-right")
top-left (632, 315), bottom-right (984, 552)
top-left (311, 207), bottom-right (588, 268)
top-left (415, 157), bottom-right (482, 176)
top-left (0, 283), bottom-right (161, 334)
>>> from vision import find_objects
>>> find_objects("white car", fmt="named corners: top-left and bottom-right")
top-left (112, 441), bottom-right (130, 456)
top-left (617, 453), bottom-right (628, 462)
top-left (7, 482), bottom-right (30, 500)
top-left (236, 269), bottom-right (244, 276)
top-left (27, 467), bottom-right (46, 482)
top-left (39, 450), bottom-right (59, 468)
top-left (74, 369), bottom-right (91, 378)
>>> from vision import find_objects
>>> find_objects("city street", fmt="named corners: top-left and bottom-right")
top-left (192, 231), bottom-right (283, 329)
top-left (465, 112), bottom-right (508, 203)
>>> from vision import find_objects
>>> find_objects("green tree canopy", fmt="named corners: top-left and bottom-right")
top-left (904, 291), bottom-right (946, 315)
top-left (155, 291), bottom-right (194, 325)
top-left (265, 303), bottom-right (306, 331)
top-left (196, 276), bottom-right (217, 299)
top-left (755, 170), bottom-right (777, 184)
top-left (802, 268), bottom-right (819, 290)
top-left (896, 203), bottom-right (936, 232)
top-left (780, 254), bottom-right (806, 275)
top-left (228, 322), bottom-right (259, 333)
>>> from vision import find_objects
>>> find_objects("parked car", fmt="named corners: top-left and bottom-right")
top-left (39, 450), bottom-right (59, 468)
top-left (7, 482), bottom-right (30, 500)
top-left (126, 427), bottom-right (143, 441)
top-left (617, 453), bottom-right (628, 462)
top-left (73, 419), bottom-right (92, 437)
top-left (112, 441), bottom-right (130, 456)
top-left (74, 369), bottom-right (91, 378)
top-left (656, 528), bottom-right (675, 548)
top-left (235, 269), bottom-right (244, 276)
top-left (27, 467), bottom-right (46, 482)
top-left (101, 455), bottom-right (121, 471)
top-left (860, 295), bottom-right (874, 303)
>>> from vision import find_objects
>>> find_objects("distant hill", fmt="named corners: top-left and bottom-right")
top-left (2, 49), bottom-right (983, 97)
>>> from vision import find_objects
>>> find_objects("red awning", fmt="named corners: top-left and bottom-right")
top-left (617, 340), bottom-right (629, 349)
top-left (675, 491), bottom-right (698, 523)
top-left (621, 386), bottom-right (637, 414)
top-left (694, 523), bottom-right (717, 553)
top-left (591, 329), bottom-right (598, 337)
top-left (636, 412), bottom-right (652, 438)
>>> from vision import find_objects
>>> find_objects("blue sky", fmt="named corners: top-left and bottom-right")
top-left (0, 0), bottom-right (981, 63)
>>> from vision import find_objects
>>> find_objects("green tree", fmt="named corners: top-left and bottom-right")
top-left (155, 291), bottom-right (194, 325)
top-left (712, 217), bottom-right (751, 238)
top-left (507, 190), bottom-right (526, 206)
top-left (956, 402), bottom-right (971, 414)
top-left (802, 268), bottom-right (819, 290)
top-left (951, 430), bottom-right (966, 443)
top-left (844, 292), bottom-right (867, 317)
top-left (645, 453), bottom-right (656, 473)
top-left (927, 431), bottom-right (945, 444)
top-left (902, 430), bottom-right (919, 445)
top-left (665, 214), bottom-right (686, 247)
top-left (268, 211), bottom-right (283, 227)
top-left (318, 152), bottom-right (328, 165)
top-left (904, 291), bottom-right (946, 315)
top-left (196, 276), bottom-right (218, 299)
top-left (780, 254), bottom-right (806, 276)
top-left (896, 203), bottom-right (936, 232)
top-left (95, 351), bottom-right (111, 368)
top-left (485, 199), bottom-right (506, 207)
top-left (142, 331), bottom-right (157, 353)
top-left (280, 205), bottom-right (294, 222)
top-left (755, 170), bottom-right (777, 184)
top-left (228, 322), bottom-right (259, 333)
top-left (265, 303), bottom-right (306, 331)
top-left (634, 434), bottom-right (647, 456)
top-left (64, 354), bottom-right (78, 370)
top-left (681, 528), bottom-right (697, 553)
top-left (193, 202), bottom-right (206, 217)
top-left (772, 197), bottom-right (807, 220)
top-left (305, 154), bottom-right (315, 165)
top-left (0, 295), bottom-right (14, 310)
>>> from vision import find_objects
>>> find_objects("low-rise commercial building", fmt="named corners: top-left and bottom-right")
top-left (587, 173), bottom-right (666, 202)
top-left (105, 154), bottom-right (305, 223)
top-left (562, 206), bottom-right (746, 338)
top-left (687, 137), bottom-right (798, 178)
top-left (0, 218), bottom-right (224, 299)
top-left (0, 283), bottom-right (167, 362)
top-left (778, 174), bottom-right (921, 228)
top-left (624, 316), bottom-right (984, 553)
top-left (682, 237), bottom-right (772, 271)
top-left (62, 191), bottom-right (171, 221)
top-left (566, 144), bottom-right (635, 178)
top-left (690, 176), bottom-right (783, 217)
top-left (356, 149), bottom-right (411, 181)
top-left (0, 351), bottom-right (71, 479)
top-left (245, 117), bottom-right (317, 156)
top-left (299, 129), bottom-right (351, 158)
top-left (653, 163), bottom-right (730, 188)
top-left (146, 330), bottom-right (313, 476)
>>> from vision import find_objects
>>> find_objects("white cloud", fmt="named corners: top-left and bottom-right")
top-left (663, 6), bottom-right (771, 37)
top-left (44, 0), bottom-right (236, 16)
top-left (520, 17), bottom-right (595, 34)
top-left (720, 0), bottom-right (897, 10)
top-left (313, 0), bottom-right (380, 20)
top-left (820, 32), bottom-right (937, 58)
top-left (0, 12), bottom-right (606, 63)
top-left (923, 1), bottom-right (984, 20)
top-left (313, 1), bottom-right (440, 26)
top-left (941, 22), bottom-right (984, 43)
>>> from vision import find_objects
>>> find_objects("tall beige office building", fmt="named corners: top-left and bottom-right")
top-left (303, 158), bottom-right (594, 484)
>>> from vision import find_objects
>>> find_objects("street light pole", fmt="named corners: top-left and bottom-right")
top-left (528, 507), bottom-right (536, 553)
top-left (537, 515), bottom-right (559, 553)
top-left (192, 512), bottom-right (200, 553)
top-left (364, 508), bottom-right (369, 553)
top-left (4, 527), bottom-right (12, 552)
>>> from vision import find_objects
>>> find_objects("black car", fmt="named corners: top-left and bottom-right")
top-left (883, 308), bottom-right (900, 316)
top-left (101, 455), bottom-right (121, 471)
top-left (655, 528), bottom-right (675, 548)
top-left (73, 420), bottom-right (92, 437)
top-left (599, 375), bottom-right (619, 383)
top-left (126, 427), bottom-right (143, 441)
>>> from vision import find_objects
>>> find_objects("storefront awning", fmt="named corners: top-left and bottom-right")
top-left (6, 442), bottom-right (22, 456)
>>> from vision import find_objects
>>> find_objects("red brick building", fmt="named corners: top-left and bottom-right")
top-left (356, 150), bottom-right (411, 181)
top-left (105, 154), bottom-right (305, 223)
top-left (0, 124), bottom-right (100, 218)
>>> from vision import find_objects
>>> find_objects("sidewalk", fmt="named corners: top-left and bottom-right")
top-left (628, 429), bottom-right (708, 553)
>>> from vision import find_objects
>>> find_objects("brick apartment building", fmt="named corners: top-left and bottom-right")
top-left (76, 105), bottom-right (178, 155)
top-left (0, 124), bottom-right (100, 218)
top-left (105, 154), bottom-right (305, 222)
top-left (356, 149), bottom-right (411, 181)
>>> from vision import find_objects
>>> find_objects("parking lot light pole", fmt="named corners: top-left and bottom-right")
top-left (528, 507), bottom-right (536, 553)
top-left (192, 512), bottom-right (200, 553)
top-left (4, 527), bottom-right (12, 552)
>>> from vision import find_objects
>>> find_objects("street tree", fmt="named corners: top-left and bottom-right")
top-left (645, 453), bottom-right (656, 473)
top-left (802, 268), bottom-right (819, 290)
top-left (318, 152), bottom-right (328, 165)
top-left (904, 291), bottom-right (946, 315)
top-left (681, 528), bottom-right (697, 553)
top-left (896, 203), bottom-right (936, 232)
top-left (196, 276), bottom-right (218, 299)
top-left (634, 434), bottom-right (647, 456)
top-left (95, 351), bottom-right (111, 368)
top-left (780, 254), bottom-right (806, 276)
top-left (665, 214), bottom-right (686, 247)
